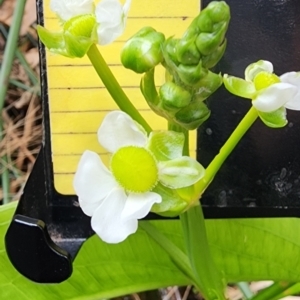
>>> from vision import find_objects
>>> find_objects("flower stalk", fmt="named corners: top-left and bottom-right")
top-left (197, 106), bottom-right (258, 194)
top-left (86, 44), bottom-right (152, 133)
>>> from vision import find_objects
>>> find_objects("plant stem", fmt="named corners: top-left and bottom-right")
top-left (86, 44), bottom-right (152, 133)
top-left (0, 0), bottom-right (26, 204)
top-left (169, 123), bottom-right (225, 300)
top-left (197, 106), bottom-right (258, 194)
top-left (250, 282), bottom-right (295, 300)
top-left (237, 282), bottom-right (253, 299)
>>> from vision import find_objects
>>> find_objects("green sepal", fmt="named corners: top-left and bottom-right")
top-left (175, 100), bottom-right (211, 130)
top-left (159, 82), bottom-right (191, 110)
top-left (147, 131), bottom-right (184, 162)
top-left (257, 106), bottom-right (288, 128)
top-left (121, 27), bottom-right (165, 74)
top-left (37, 14), bottom-right (97, 58)
top-left (36, 25), bottom-right (68, 56)
top-left (223, 74), bottom-right (256, 98)
top-left (158, 157), bottom-right (205, 189)
top-left (151, 183), bottom-right (189, 217)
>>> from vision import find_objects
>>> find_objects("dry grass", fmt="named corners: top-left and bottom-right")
top-left (0, 0), bottom-right (42, 202)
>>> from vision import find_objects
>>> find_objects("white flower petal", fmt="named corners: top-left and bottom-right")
top-left (95, 0), bottom-right (123, 25)
top-left (280, 72), bottom-right (300, 110)
top-left (253, 83), bottom-right (298, 112)
top-left (50, 0), bottom-right (94, 21)
top-left (97, 23), bottom-right (124, 45)
top-left (280, 72), bottom-right (300, 87)
top-left (98, 111), bottom-right (147, 152)
top-left (245, 60), bottom-right (273, 82)
top-left (95, 0), bottom-right (131, 45)
top-left (91, 188), bottom-right (137, 243)
top-left (73, 150), bottom-right (117, 216)
top-left (121, 192), bottom-right (161, 221)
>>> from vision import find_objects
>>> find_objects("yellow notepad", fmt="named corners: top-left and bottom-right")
top-left (43, 0), bottom-right (200, 194)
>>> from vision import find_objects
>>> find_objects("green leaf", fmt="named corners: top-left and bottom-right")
top-left (257, 106), bottom-right (288, 128)
top-left (3, 203), bottom-right (300, 298)
top-left (223, 74), bottom-right (256, 98)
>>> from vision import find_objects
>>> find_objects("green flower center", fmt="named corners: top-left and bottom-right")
top-left (253, 71), bottom-right (280, 90)
top-left (64, 14), bottom-right (96, 38)
top-left (110, 146), bottom-right (158, 193)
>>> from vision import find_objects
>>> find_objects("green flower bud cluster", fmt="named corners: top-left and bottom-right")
top-left (121, 1), bottom-right (230, 130)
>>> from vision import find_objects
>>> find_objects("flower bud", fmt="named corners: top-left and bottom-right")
top-left (194, 71), bottom-right (223, 101)
top-left (176, 37), bottom-right (201, 65)
top-left (177, 61), bottom-right (206, 85)
top-left (121, 27), bottom-right (165, 74)
top-left (159, 82), bottom-right (191, 110)
top-left (175, 100), bottom-right (210, 130)
top-left (195, 1), bottom-right (230, 56)
top-left (201, 39), bottom-right (227, 68)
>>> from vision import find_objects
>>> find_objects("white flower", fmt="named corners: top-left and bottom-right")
top-left (224, 60), bottom-right (300, 113)
top-left (73, 111), bottom-right (204, 243)
top-left (50, 0), bottom-right (131, 45)
top-left (50, 0), bottom-right (94, 21)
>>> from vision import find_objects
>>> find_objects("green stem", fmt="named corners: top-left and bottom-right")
top-left (250, 282), bottom-right (295, 300)
top-left (86, 44), bottom-right (152, 133)
top-left (0, 0), bottom-right (26, 204)
top-left (180, 207), bottom-right (226, 300)
top-left (169, 122), bottom-right (225, 300)
top-left (197, 106), bottom-right (258, 193)
top-left (237, 282), bottom-right (253, 300)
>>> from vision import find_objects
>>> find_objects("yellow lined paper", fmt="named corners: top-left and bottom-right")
top-left (44, 0), bottom-right (200, 194)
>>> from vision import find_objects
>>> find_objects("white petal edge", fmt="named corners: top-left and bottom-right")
top-left (121, 192), bottom-right (162, 221)
top-left (245, 60), bottom-right (273, 82)
top-left (98, 111), bottom-right (147, 153)
top-left (91, 187), bottom-right (138, 243)
top-left (252, 83), bottom-right (298, 112)
top-left (280, 72), bottom-right (300, 110)
top-left (73, 150), bottom-right (117, 216)
top-left (50, 0), bottom-right (94, 21)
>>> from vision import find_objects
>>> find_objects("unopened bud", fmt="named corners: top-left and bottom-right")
top-left (160, 82), bottom-right (191, 110)
top-left (121, 27), bottom-right (165, 73)
top-left (175, 100), bottom-right (210, 130)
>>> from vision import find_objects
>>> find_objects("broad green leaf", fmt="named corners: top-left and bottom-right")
top-left (3, 202), bottom-right (300, 299)
top-left (0, 202), bottom-right (189, 300)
